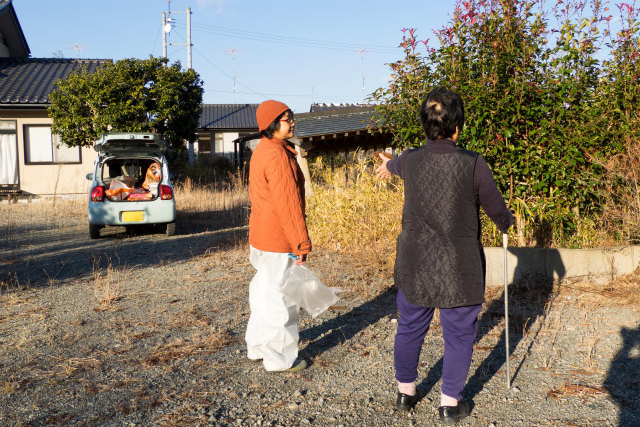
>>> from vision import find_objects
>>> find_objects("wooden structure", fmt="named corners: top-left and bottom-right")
top-left (291, 105), bottom-right (393, 194)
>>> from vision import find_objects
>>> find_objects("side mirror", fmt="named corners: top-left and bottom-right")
top-left (86, 173), bottom-right (94, 181)
top-left (169, 173), bottom-right (175, 181)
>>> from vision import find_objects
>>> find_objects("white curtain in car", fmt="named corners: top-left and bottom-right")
top-left (0, 133), bottom-right (18, 185)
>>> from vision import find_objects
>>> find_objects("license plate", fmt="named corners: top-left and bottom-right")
top-left (122, 211), bottom-right (143, 222)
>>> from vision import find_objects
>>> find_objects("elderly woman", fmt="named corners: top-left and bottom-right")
top-left (377, 88), bottom-right (513, 424)
top-left (245, 100), bottom-right (311, 372)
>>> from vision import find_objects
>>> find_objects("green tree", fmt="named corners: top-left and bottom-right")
top-left (370, 0), bottom-right (640, 244)
top-left (48, 56), bottom-right (203, 170)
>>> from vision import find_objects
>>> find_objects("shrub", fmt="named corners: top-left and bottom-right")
top-left (369, 0), bottom-right (640, 244)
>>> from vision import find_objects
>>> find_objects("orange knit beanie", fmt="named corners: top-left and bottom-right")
top-left (256, 100), bottom-right (290, 132)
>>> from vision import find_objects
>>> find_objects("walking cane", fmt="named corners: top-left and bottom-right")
top-left (503, 233), bottom-right (511, 390)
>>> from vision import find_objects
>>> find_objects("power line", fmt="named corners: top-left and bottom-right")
top-left (194, 46), bottom-right (366, 101)
top-left (192, 45), bottom-right (265, 96)
top-left (173, 21), bottom-right (400, 54)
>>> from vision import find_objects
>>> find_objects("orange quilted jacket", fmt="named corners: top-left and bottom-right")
top-left (248, 137), bottom-right (311, 255)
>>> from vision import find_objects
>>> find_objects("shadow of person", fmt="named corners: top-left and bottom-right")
top-left (417, 245), bottom-right (566, 402)
top-left (604, 324), bottom-right (640, 426)
top-left (299, 287), bottom-right (397, 363)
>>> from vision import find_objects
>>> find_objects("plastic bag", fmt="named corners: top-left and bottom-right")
top-left (142, 162), bottom-right (161, 189)
top-left (105, 179), bottom-right (131, 200)
top-left (280, 264), bottom-right (340, 317)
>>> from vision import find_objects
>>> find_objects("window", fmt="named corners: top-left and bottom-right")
top-left (0, 120), bottom-right (18, 185)
top-left (213, 133), bottom-right (224, 154)
top-left (24, 125), bottom-right (81, 164)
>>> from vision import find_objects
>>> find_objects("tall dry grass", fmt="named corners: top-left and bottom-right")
top-left (306, 158), bottom-right (618, 250)
top-left (174, 174), bottom-right (248, 216)
top-left (590, 136), bottom-right (640, 245)
top-left (306, 160), bottom-right (403, 255)
top-left (173, 175), bottom-right (249, 231)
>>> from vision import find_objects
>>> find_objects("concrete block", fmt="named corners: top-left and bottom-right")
top-left (484, 245), bottom-right (640, 287)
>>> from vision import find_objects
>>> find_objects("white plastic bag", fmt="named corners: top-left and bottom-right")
top-left (281, 264), bottom-right (339, 317)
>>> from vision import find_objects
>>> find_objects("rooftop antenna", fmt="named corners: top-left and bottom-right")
top-left (69, 43), bottom-right (86, 59)
top-left (356, 49), bottom-right (369, 99)
top-left (225, 48), bottom-right (239, 103)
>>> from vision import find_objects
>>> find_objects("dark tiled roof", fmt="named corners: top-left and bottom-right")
top-left (0, 58), bottom-right (105, 105)
top-left (309, 103), bottom-right (371, 113)
top-left (294, 106), bottom-right (377, 138)
top-left (199, 104), bottom-right (259, 129)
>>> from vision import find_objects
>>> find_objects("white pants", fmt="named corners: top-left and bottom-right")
top-left (245, 246), bottom-right (300, 371)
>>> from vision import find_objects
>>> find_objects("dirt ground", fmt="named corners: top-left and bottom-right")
top-left (1, 203), bottom-right (639, 426)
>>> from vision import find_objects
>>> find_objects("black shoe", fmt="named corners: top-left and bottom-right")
top-left (396, 392), bottom-right (419, 411)
top-left (438, 400), bottom-right (471, 425)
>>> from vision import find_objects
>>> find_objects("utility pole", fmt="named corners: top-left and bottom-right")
top-left (162, 6), bottom-right (191, 68)
top-left (162, 12), bottom-right (168, 59)
top-left (187, 7), bottom-right (191, 69)
top-left (162, 3), bottom-right (195, 164)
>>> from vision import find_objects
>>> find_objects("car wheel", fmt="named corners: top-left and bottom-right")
top-left (165, 222), bottom-right (176, 236)
top-left (89, 224), bottom-right (101, 239)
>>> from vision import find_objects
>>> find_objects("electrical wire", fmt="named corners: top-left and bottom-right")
top-left (165, 16), bottom-right (386, 102)
top-left (172, 21), bottom-right (400, 54)
top-left (151, 26), bottom-right (162, 57)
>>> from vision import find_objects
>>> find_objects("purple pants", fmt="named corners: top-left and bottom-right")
top-left (394, 289), bottom-right (482, 400)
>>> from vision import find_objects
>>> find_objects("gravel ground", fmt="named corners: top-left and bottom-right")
top-left (1, 205), bottom-right (639, 426)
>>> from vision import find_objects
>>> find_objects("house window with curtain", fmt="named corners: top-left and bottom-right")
top-left (0, 120), bottom-right (18, 185)
top-left (213, 133), bottom-right (224, 154)
top-left (23, 125), bottom-right (81, 164)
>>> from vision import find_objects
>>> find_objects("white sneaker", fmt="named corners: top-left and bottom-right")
top-left (274, 359), bottom-right (307, 372)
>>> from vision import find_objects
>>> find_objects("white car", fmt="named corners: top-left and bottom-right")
top-left (86, 132), bottom-right (176, 238)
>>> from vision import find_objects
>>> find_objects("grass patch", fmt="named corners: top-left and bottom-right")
top-left (142, 330), bottom-right (233, 367)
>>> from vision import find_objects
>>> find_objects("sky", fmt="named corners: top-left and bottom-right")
top-left (13, 0), bottom-right (455, 114)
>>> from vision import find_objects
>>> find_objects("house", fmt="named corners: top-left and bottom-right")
top-left (195, 103), bottom-right (394, 170)
top-left (196, 103), bottom-right (259, 167)
top-left (0, 0), bottom-right (104, 198)
top-left (293, 104), bottom-right (391, 155)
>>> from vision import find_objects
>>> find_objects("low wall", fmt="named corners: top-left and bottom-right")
top-left (484, 245), bottom-right (640, 286)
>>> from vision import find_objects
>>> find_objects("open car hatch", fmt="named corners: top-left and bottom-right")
top-left (94, 132), bottom-right (167, 156)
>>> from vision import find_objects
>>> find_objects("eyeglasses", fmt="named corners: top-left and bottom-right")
top-left (280, 117), bottom-right (296, 125)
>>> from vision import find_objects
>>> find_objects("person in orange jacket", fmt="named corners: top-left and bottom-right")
top-left (245, 100), bottom-right (311, 372)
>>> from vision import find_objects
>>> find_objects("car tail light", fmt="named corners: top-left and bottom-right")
top-left (90, 186), bottom-right (105, 202)
top-left (160, 185), bottom-right (173, 200)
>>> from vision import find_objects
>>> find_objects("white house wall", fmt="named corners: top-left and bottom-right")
top-left (0, 110), bottom-right (94, 196)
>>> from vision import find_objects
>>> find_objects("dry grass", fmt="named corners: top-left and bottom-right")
top-left (142, 329), bottom-right (233, 367)
top-left (173, 176), bottom-right (249, 231)
top-left (547, 382), bottom-right (608, 402)
top-left (93, 262), bottom-right (127, 311)
top-left (552, 273), bottom-right (640, 310)
top-left (0, 196), bottom-right (85, 220)
top-left (307, 160), bottom-right (403, 258)
top-left (174, 176), bottom-right (248, 216)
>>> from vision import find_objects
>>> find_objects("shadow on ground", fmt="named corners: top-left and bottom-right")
top-left (300, 287), bottom-right (397, 364)
top-left (604, 324), bottom-right (640, 426)
top-left (0, 211), bottom-right (248, 289)
top-left (417, 248), bottom-right (565, 402)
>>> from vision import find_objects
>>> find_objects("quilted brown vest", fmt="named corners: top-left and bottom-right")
top-left (394, 147), bottom-right (486, 308)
